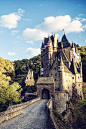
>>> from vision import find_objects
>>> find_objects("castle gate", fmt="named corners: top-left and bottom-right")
top-left (42, 88), bottom-right (50, 99)
top-left (36, 77), bottom-right (55, 99)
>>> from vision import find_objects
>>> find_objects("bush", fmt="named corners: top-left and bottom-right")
top-left (53, 110), bottom-right (63, 120)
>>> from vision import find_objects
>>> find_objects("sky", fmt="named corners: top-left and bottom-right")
top-left (0, 0), bottom-right (86, 61)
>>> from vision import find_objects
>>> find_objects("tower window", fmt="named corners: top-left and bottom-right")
top-left (55, 73), bottom-right (57, 76)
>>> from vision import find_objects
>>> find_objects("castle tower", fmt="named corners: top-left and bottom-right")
top-left (47, 36), bottom-right (53, 64)
top-left (58, 55), bottom-right (64, 91)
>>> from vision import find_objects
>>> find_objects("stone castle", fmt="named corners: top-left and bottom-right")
top-left (37, 33), bottom-right (83, 113)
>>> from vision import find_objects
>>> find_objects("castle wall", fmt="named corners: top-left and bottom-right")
top-left (63, 72), bottom-right (72, 97)
top-left (53, 91), bottom-right (68, 113)
top-left (72, 74), bottom-right (75, 83)
top-left (49, 61), bottom-right (63, 91)
top-left (75, 74), bottom-right (83, 98)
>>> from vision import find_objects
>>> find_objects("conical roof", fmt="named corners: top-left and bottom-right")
top-left (41, 42), bottom-right (44, 48)
top-left (69, 58), bottom-right (79, 74)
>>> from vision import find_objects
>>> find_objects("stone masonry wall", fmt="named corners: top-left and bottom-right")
top-left (63, 72), bottom-right (72, 97)
top-left (37, 84), bottom-right (55, 98)
top-left (0, 97), bottom-right (41, 124)
top-left (53, 91), bottom-right (68, 114)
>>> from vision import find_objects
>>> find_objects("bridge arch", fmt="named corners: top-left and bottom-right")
top-left (42, 88), bottom-right (50, 99)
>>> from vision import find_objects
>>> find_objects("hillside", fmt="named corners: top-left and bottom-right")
top-left (78, 46), bottom-right (86, 82)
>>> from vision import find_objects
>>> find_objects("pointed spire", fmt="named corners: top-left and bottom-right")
top-left (41, 41), bottom-right (44, 48)
top-left (60, 56), bottom-right (64, 66)
top-left (72, 43), bottom-right (74, 48)
top-left (69, 58), bottom-right (78, 74)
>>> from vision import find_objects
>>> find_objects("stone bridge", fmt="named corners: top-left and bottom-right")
top-left (0, 99), bottom-right (56, 129)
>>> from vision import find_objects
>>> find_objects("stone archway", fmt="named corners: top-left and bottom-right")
top-left (42, 88), bottom-right (50, 99)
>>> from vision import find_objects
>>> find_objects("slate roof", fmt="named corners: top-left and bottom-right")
top-left (58, 34), bottom-right (72, 48)
top-left (58, 54), bottom-right (72, 74)
top-left (69, 58), bottom-right (79, 74)
top-left (36, 77), bottom-right (55, 84)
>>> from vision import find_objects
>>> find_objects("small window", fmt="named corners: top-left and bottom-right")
top-left (79, 84), bottom-right (80, 86)
top-left (78, 76), bottom-right (79, 79)
top-left (55, 73), bottom-right (57, 76)
top-left (55, 79), bottom-right (56, 81)
top-left (54, 67), bottom-right (56, 70)
top-left (72, 77), bottom-right (74, 79)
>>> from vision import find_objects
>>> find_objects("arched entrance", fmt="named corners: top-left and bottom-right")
top-left (42, 89), bottom-right (50, 99)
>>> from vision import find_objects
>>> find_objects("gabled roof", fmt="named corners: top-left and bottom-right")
top-left (36, 77), bottom-right (55, 84)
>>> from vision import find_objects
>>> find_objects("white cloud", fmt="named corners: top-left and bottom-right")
top-left (83, 25), bottom-right (86, 29)
top-left (78, 14), bottom-right (83, 17)
top-left (11, 30), bottom-right (19, 35)
top-left (23, 28), bottom-right (48, 41)
top-left (36, 15), bottom-right (83, 33)
top-left (23, 15), bottom-right (84, 41)
top-left (23, 19), bottom-right (31, 21)
top-left (26, 40), bottom-right (34, 44)
top-left (25, 47), bottom-right (40, 57)
top-left (17, 8), bottom-right (25, 16)
top-left (0, 8), bottom-right (24, 29)
top-left (81, 18), bottom-right (86, 22)
top-left (8, 52), bottom-right (16, 56)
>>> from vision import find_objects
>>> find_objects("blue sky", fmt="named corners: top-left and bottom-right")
top-left (0, 0), bottom-right (86, 61)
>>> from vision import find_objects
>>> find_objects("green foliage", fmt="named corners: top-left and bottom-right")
top-left (77, 47), bottom-right (86, 82)
top-left (81, 56), bottom-right (86, 82)
top-left (26, 85), bottom-right (37, 93)
top-left (14, 55), bottom-right (41, 84)
top-left (0, 57), bottom-right (23, 112)
top-left (78, 46), bottom-right (86, 55)
top-left (74, 99), bottom-right (86, 108)
top-left (53, 110), bottom-right (63, 120)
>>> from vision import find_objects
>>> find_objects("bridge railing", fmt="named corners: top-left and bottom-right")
top-left (0, 97), bottom-right (41, 124)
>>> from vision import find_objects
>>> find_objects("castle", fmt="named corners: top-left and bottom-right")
top-left (37, 33), bottom-right (83, 113)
